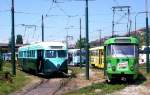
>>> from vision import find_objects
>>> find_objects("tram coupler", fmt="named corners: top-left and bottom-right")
top-left (121, 77), bottom-right (126, 81)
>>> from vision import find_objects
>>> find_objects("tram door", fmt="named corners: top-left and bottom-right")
top-left (99, 49), bottom-right (103, 68)
top-left (37, 50), bottom-right (44, 73)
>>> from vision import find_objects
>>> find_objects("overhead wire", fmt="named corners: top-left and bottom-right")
top-left (14, 11), bottom-right (41, 15)
top-left (113, 0), bottom-right (119, 6)
top-left (45, 0), bottom-right (55, 15)
top-left (55, 2), bottom-right (70, 18)
top-left (115, 13), bottom-right (127, 25)
top-left (0, 10), bottom-right (10, 13)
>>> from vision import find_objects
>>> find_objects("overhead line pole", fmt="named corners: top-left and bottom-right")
top-left (42, 15), bottom-right (44, 42)
top-left (80, 18), bottom-right (82, 68)
top-left (98, 29), bottom-right (102, 46)
top-left (85, 0), bottom-right (89, 80)
top-left (145, 0), bottom-right (150, 73)
top-left (127, 7), bottom-right (131, 36)
top-left (11, 0), bottom-right (16, 75)
top-left (112, 8), bottom-right (115, 37)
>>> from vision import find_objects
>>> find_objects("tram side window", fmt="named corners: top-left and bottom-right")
top-left (99, 50), bottom-right (103, 55)
top-left (24, 51), bottom-right (27, 58)
top-left (90, 50), bottom-right (99, 56)
top-left (33, 51), bottom-right (35, 57)
top-left (95, 50), bottom-right (99, 56)
top-left (107, 45), bottom-right (111, 56)
top-left (25, 50), bottom-right (35, 58)
top-left (27, 51), bottom-right (29, 57)
top-left (90, 51), bottom-right (94, 56)
top-left (19, 51), bottom-right (23, 57)
top-left (30, 51), bottom-right (32, 57)
top-left (31, 50), bottom-right (35, 57)
top-left (29, 51), bottom-right (31, 57)
top-left (90, 51), bottom-right (92, 56)
top-left (23, 51), bottom-right (25, 58)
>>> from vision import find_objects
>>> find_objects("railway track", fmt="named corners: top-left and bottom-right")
top-left (10, 68), bottom-right (73, 95)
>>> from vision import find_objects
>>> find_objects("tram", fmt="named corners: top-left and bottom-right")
top-left (18, 41), bottom-right (68, 75)
top-left (68, 49), bottom-right (86, 66)
top-left (104, 37), bottom-right (139, 81)
top-left (89, 46), bottom-right (104, 68)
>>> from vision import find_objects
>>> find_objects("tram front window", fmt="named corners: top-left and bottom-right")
top-left (45, 50), bottom-right (57, 58)
top-left (58, 50), bottom-right (67, 58)
top-left (111, 45), bottom-right (137, 57)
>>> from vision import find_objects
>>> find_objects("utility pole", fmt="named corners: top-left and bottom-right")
top-left (145, 0), bottom-right (150, 73)
top-left (128, 7), bottom-right (131, 36)
top-left (79, 18), bottom-right (82, 68)
top-left (85, 0), bottom-right (89, 80)
top-left (42, 15), bottom-right (44, 42)
top-left (112, 8), bottom-right (115, 37)
top-left (11, 0), bottom-right (16, 75)
top-left (98, 29), bottom-right (102, 46)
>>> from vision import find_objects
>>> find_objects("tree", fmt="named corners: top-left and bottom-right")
top-left (0, 51), bottom-right (3, 71)
top-left (75, 38), bottom-right (86, 48)
top-left (16, 34), bottom-right (23, 44)
top-left (8, 38), bottom-right (12, 52)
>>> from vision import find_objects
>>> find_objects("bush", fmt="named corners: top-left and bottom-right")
top-left (0, 53), bottom-right (3, 71)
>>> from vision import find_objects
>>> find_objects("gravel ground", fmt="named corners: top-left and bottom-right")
top-left (112, 75), bottom-right (150, 95)
top-left (55, 69), bottom-right (105, 95)
top-left (112, 85), bottom-right (150, 95)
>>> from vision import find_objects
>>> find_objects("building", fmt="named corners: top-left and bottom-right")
top-left (0, 43), bottom-right (23, 53)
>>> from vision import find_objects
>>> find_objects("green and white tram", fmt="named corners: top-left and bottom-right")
top-left (18, 42), bottom-right (68, 75)
top-left (104, 37), bottom-right (139, 81)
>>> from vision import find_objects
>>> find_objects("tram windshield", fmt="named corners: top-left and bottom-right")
top-left (108, 45), bottom-right (138, 57)
top-left (45, 50), bottom-right (57, 58)
top-left (45, 50), bottom-right (67, 58)
top-left (57, 50), bottom-right (67, 58)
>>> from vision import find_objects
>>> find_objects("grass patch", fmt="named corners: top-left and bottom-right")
top-left (65, 82), bottom-right (127, 95)
top-left (69, 67), bottom-right (85, 75)
top-left (0, 62), bottom-right (30, 95)
top-left (138, 63), bottom-right (150, 79)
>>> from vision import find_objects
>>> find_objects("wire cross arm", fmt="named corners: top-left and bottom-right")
top-left (54, 0), bottom-right (95, 2)
top-left (112, 6), bottom-right (131, 11)
top-left (72, 0), bottom-right (96, 1)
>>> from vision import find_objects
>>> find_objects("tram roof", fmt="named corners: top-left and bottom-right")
top-left (104, 36), bottom-right (139, 45)
top-left (68, 49), bottom-right (79, 51)
top-left (18, 41), bottom-right (67, 51)
top-left (90, 46), bottom-right (104, 50)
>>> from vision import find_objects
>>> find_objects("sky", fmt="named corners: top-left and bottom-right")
top-left (0, 0), bottom-right (150, 44)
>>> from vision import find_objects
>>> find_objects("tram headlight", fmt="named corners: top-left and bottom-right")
top-left (130, 66), bottom-right (134, 71)
top-left (112, 66), bottom-right (116, 71)
top-left (107, 63), bottom-right (111, 68)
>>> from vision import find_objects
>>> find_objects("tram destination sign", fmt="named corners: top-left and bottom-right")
top-left (49, 46), bottom-right (63, 49)
top-left (115, 39), bottom-right (131, 43)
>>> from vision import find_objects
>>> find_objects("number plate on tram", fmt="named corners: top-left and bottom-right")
top-left (118, 61), bottom-right (128, 68)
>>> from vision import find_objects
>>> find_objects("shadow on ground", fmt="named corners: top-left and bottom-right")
top-left (21, 69), bottom-right (74, 79)
top-left (106, 73), bottom-right (147, 85)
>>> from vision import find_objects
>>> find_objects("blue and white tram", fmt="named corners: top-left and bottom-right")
top-left (18, 41), bottom-right (68, 75)
top-left (68, 49), bottom-right (86, 66)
